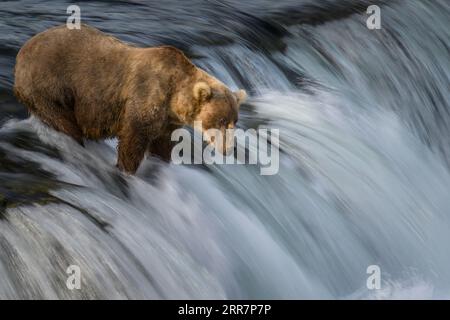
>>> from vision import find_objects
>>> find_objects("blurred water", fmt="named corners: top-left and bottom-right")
top-left (0, 0), bottom-right (449, 299)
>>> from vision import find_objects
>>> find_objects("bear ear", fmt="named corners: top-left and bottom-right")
top-left (193, 82), bottom-right (211, 102)
top-left (235, 89), bottom-right (247, 105)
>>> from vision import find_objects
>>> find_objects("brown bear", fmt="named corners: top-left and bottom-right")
top-left (14, 24), bottom-right (247, 173)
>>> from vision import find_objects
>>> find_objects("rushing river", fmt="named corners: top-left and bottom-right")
top-left (0, 0), bottom-right (449, 299)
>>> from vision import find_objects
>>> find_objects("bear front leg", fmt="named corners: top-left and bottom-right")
top-left (117, 127), bottom-right (148, 174)
top-left (117, 96), bottom-right (168, 173)
top-left (148, 126), bottom-right (179, 161)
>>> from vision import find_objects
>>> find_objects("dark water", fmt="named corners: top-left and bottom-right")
top-left (0, 0), bottom-right (449, 299)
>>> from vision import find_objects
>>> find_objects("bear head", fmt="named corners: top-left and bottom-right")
top-left (170, 72), bottom-right (247, 155)
top-left (192, 81), bottom-right (247, 155)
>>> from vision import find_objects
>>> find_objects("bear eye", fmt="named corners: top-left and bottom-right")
top-left (219, 118), bottom-right (226, 126)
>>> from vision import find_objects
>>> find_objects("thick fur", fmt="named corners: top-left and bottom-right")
top-left (14, 24), bottom-right (245, 173)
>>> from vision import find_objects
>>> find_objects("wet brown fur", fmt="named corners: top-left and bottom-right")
top-left (14, 24), bottom-right (243, 173)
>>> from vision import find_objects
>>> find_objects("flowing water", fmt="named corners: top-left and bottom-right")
top-left (0, 0), bottom-right (449, 299)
